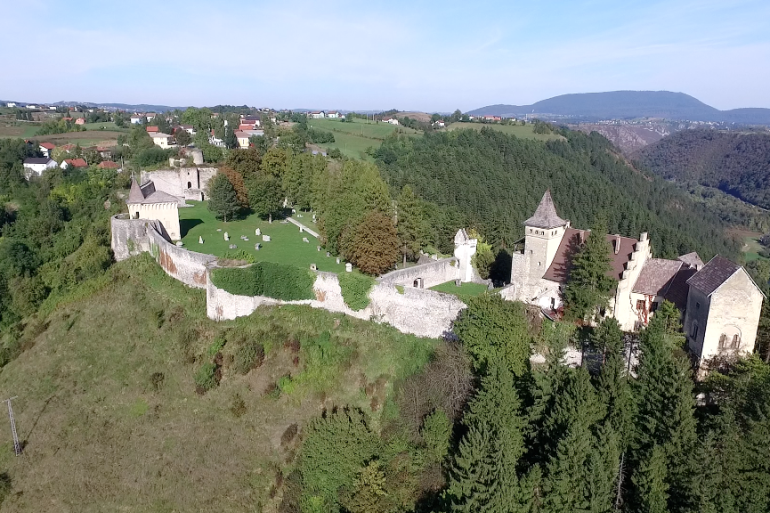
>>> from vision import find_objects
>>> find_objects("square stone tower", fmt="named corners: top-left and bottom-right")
top-left (509, 190), bottom-right (569, 301)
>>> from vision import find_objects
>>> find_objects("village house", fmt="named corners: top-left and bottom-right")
top-left (433, 120), bottom-right (446, 128)
top-left (503, 190), bottom-right (764, 373)
top-left (308, 111), bottom-right (325, 119)
top-left (178, 125), bottom-right (195, 135)
top-left (39, 142), bottom-right (55, 158)
top-left (130, 115), bottom-right (143, 124)
top-left (235, 129), bottom-right (264, 149)
top-left (5, 102), bottom-right (16, 108)
top-left (62, 158), bottom-right (88, 170)
top-left (146, 126), bottom-right (160, 133)
top-left (209, 130), bottom-right (225, 148)
top-left (75, 118), bottom-right (86, 125)
top-left (127, 179), bottom-right (181, 240)
top-left (240, 115), bottom-right (261, 127)
top-left (383, 117), bottom-right (399, 125)
top-left (23, 157), bottom-right (58, 178)
top-left (149, 132), bottom-right (174, 149)
top-left (326, 111), bottom-right (340, 119)
top-left (98, 161), bottom-right (120, 170)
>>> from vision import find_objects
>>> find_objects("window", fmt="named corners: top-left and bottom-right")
top-left (691, 322), bottom-right (698, 340)
top-left (538, 262), bottom-right (541, 267)
top-left (133, 211), bottom-right (139, 219)
top-left (733, 334), bottom-right (741, 348)
top-left (651, 301), bottom-right (659, 312)
top-left (636, 299), bottom-right (646, 311)
top-left (187, 181), bottom-right (192, 189)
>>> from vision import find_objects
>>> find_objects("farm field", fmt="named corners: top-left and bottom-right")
top-left (308, 118), bottom-right (421, 160)
top-left (0, 124), bottom-right (40, 138)
top-left (83, 121), bottom-right (128, 132)
top-left (445, 122), bottom-right (564, 141)
top-left (0, 255), bottom-right (438, 511)
top-left (429, 280), bottom-right (491, 301)
top-left (180, 201), bottom-right (346, 273)
top-left (30, 130), bottom-right (125, 147)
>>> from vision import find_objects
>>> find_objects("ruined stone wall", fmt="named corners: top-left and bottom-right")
top-left (140, 167), bottom-right (218, 201)
top-left (147, 228), bottom-right (216, 288)
top-left (206, 268), bottom-right (466, 338)
top-left (110, 215), bottom-right (158, 261)
top-left (378, 258), bottom-right (460, 289)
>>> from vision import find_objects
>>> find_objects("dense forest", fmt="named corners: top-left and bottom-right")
top-left (374, 128), bottom-right (740, 260)
top-left (635, 129), bottom-right (770, 209)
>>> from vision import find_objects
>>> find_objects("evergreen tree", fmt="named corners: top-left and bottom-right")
top-left (593, 318), bottom-right (635, 447)
top-left (564, 224), bottom-right (617, 321)
top-left (396, 185), bottom-right (425, 264)
top-left (447, 362), bottom-right (532, 513)
top-left (207, 173), bottom-right (239, 222)
top-left (632, 446), bottom-right (669, 513)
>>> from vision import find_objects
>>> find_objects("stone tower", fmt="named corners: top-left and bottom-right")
top-left (509, 190), bottom-right (569, 300)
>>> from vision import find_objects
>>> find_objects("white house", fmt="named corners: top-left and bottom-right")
top-left (130, 115), bottom-right (143, 124)
top-left (326, 111), bottom-right (340, 119)
top-left (433, 120), bottom-right (446, 128)
top-left (308, 111), bottom-right (325, 119)
top-left (149, 133), bottom-right (174, 149)
top-left (383, 118), bottom-right (399, 125)
top-left (209, 130), bottom-right (225, 148)
top-left (39, 142), bottom-right (55, 158)
top-left (23, 157), bottom-right (58, 178)
top-left (6, 102), bottom-right (16, 108)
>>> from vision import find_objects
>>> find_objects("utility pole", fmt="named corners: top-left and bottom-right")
top-left (2, 397), bottom-right (21, 456)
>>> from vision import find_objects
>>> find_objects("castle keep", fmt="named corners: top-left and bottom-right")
top-left (503, 190), bottom-right (765, 372)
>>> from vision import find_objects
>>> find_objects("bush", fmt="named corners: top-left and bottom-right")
top-left (0, 472), bottom-right (11, 505)
top-left (211, 262), bottom-right (315, 300)
top-left (222, 249), bottom-right (256, 263)
top-left (133, 146), bottom-right (173, 167)
top-left (234, 341), bottom-right (265, 374)
top-left (338, 273), bottom-right (375, 311)
top-left (194, 362), bottom-right (219, 392)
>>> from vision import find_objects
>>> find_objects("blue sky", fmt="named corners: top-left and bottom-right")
top-left (2, 0), bottom-right (769, 111)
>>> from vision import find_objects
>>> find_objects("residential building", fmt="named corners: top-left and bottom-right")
top-left (130, 115), bottom-right (143, 124)
top-left (98, 161), bottom-right (120, 170)
top-left (39, 142), bottom-right (55, 157)
top-left (75, 118), bottom-right (86, 125)
top-left (62, 158), bottom-right (88, 169)
top-left (326, 111), bottom-right (340, 119)
top-left (433, 120), bottom-right (445, 128)
top-left (23, 157), bottom-right (58, 177)
top-left (149, 133), bottom-right (174, 149)
top-left (5, 102), bottom-right (16, 108)
top-left (383, 118), bottom-right (399, 125)
top-left (308, 111), bottom-right (325, 119)
top-left (146, 126), bottom-right (160, 133)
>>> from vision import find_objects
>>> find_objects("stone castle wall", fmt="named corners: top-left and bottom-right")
top-left (378, 258), bottom-right (460, 289)
top-left (206, 268), bottom-right (466, 338)
top-left (140, 167), bottom-right (218, 202)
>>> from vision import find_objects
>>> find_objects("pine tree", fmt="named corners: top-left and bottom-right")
top-left (396, 184), bottom-right (425, 264)
top-left (593, 318), bottom-right (635, 447)
top-left (632, 446), bottom-right (669, 513)
top-left (563, 224), bottom-right (617, 322)
top-left (207, 173), bottom-right (239, 222)
top-left (447, 362), bottom-right (532, 513)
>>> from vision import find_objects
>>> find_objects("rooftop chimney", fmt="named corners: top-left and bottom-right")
top-left (614, 234), bottom-right (621, 255)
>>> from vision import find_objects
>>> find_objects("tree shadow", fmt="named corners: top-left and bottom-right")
top-left (180, 218), bottom-right (203, 238)
top-left (21, 394), bottom-right (55, 451)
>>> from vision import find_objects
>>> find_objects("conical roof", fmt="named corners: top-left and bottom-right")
top-left (128, 178), bottom-right (145, 203)
top-left (524, 190), bottom-right (567, 229)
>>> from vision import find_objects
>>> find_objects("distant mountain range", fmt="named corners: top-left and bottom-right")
top-left (468, 91), bottom-right (770, 125)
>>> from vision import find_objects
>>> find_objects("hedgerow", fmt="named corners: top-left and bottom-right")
top-left (338, 272), bottom-right (375, 311)
top-left (211, 262), bottom-right (315, 300)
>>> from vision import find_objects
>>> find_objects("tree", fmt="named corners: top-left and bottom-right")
top-left (347, 211), bottom-right (399, 275)
top-left (175, 129), bottom-right (191, 146)
top-left (593, 318), bottom-right (635, 446)
top-left (341, 461), bottom-right (389, 513)
top-left (453, 294), bottom-right (531, 377)
top-left (396, 185), bottom-right (425, 265)
top-left (632, 446), bottom-right (669, 513)
top-left (564, 225), bottom-right (617, 321)
top-left (207, 173), bottom-right (239, 222)
top-left (224, 126), bottom-right (237, 149)
top-left (247, 174), bottom-right (283, 220)
top-left (219, 166), bottom-right (248, 209)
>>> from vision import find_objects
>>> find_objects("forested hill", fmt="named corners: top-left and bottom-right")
top-left (635, 129), bottom-right (770, 209)
top-left (374, 128), bottom-right (740, 260)
top-left (469, 91), bottom-right (770, 124)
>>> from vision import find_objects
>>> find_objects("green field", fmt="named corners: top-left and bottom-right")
top-left (84, 121), bottom-right (127, 132)
top-left (180, 201), bottom-right (346, 273)
top-left (308, 118), bottom-right (421, 160)
top-left (743, 235), bottom-right (767, 262)
top-left (0, 255), bottom-right (438, 511)
top-left (445, 122), bottom-right (564, 141)
top-left (429, 280), bottom-right (491, 301)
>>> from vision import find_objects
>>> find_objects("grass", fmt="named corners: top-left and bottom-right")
top-left (429, 280), bottom-right (491, 301)
top-left (742, 235), bottom-right (767, 262)
top-left (180, 201), bottom-right (346, 273)
top-left (0, 125), bottom-right (40, 139)
top-left (0, 254), bottom-right (440, 511)
top-left (308, 118), bottom-right (421, 160)
top-left (83, 121), bottom-right (128, 132)
top-left (445, 122), bottom-right (564, 141)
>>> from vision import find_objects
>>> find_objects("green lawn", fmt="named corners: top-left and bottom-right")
top-left (308, 118), bottom-right (421, 160)
top-left (22, 125), bottom-right (40, 137)
top-left (180, 201), bottom-right (346, 273)
top-left (429, 280), bottom-right (491, 301)
top-left (84, 121), bottom-right (127, 132)
top-left (743, 235), bottom-right (767, 262)
top-left (445, 122), bottom-right (564, 141)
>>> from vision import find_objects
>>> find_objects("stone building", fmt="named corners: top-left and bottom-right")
top-left (140, 167), bottom-right (217, 202)
top-left (503, 190), bottom-right (764, 371)
top-left (127, 179), bottom-right (181, 241)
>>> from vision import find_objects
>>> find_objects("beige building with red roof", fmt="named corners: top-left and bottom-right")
top-left (503, 191), bottom-right (763, 371)
top-left (127, 179), bottom-right (181, 240)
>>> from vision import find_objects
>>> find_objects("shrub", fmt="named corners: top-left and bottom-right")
top-left (194, 362), bottom-right (219, 392)
top-left (211, 262), bottom-right (315, 300)
top-left (150, 372), bottom-right (165, 391)
top-left (278, 375), bottom-right (295, 394)
top-left (234, 341), bottom-right (265, 374)
top-left (395, 285), bottom-right (404, 295)
top-left (230, 393), bottom-right (247, 417)
top-left (338, 273), bottom-right (375, 311)
top-left (222, 249), bottom-right (256, 263)
top-left (0, 472), bottom-right (11, 505)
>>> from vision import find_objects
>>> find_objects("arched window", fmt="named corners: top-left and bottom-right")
top-left (187, 181), bottom-right (192, 189)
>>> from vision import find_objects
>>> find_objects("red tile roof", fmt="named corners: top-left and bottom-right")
top-left (64, 158), bottom-right (87, 168)
top-left (98, 161), bottom-right (119, 169)
top-left (40, 142), bottom-right (55, 150)
top-left (542, 228), bottom-right (639, 284)
top-left (146, 126), bottom-right (159, 132)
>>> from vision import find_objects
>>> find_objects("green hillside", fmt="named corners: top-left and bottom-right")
top-left (635, 129), bottom-right (770, 209)
top-left (445, 122), bottom-right (563, 141)
top-left (307, 118), bottom-right (420, 159)
top-left (0, 255), bottom-right (440, 511)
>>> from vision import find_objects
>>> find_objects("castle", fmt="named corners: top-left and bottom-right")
top-left (502, 191), bottom-right (765, 372)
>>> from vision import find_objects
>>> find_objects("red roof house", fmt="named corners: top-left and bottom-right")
top-left (98, 161), bottom-right (119, 169)
top-left (146, 126), bottom-right (159, 133)
top-left (64, 158), bottom-right (88, 168)
top-left (75, 118), bottom-right (86, 125)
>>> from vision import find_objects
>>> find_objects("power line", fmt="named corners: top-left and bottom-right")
top-left (2, 397), bottom-right (21, 456)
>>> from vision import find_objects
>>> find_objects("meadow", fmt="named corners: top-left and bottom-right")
top-left (180, 201), bottom-right (346, 273)
top-left (445, 121), bottom-right (565, 141)
top-left (307, 118), bottom-right (420, 159)
top-left (429, 280), bottom-right (491, 301)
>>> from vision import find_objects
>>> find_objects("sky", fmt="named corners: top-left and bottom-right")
top-left (2, 0), bottom-right (769, 111)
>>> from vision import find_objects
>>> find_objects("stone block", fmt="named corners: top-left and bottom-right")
top-left (229, 244), bottom-right (237, 249)
top-left (310, 263), bottom-right (317, 271)
top-left (255, 228), bottom-right (261, 236)
top-left (199, 236), bottom-right (204, 244)
top-left (262, 235), bottom-right (271, 242)
top-left (255, 243), bottom-right (261, 250)
top-left (346, 263), bottom-right (353, 272)
top-left (336, 257), bottom-right (340, 264)
top-left (303, 237), bottom-right (309, 243)
top-left (224, 232), bottom-right (229, 241)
